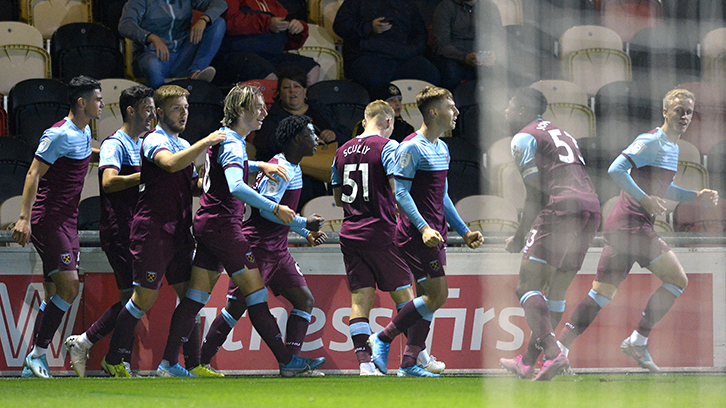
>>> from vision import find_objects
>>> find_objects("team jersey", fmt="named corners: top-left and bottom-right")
top-left (243, 153), bottom-right (303, 254)
top-left (31, 117), bottom-right (92, 226)
top-left (331, 134), bottom-right (399, 246)
top-left (98, 130), bottom-right (143, 247)
top-left (393, 132), bottom-right (450, 244)
top-left (511, 119), bottom-right (599, 213)
top-left (609, 127), bottom-right (679, 228)
top-left (132, 125), bottom-right (197, 235)
top-left (196, 127), bottom-right (249, 222)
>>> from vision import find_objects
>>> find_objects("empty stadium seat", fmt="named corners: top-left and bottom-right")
top-left (316, 0), bottom-right (344, 43)
top-left (496, 162), bottom-right (526, 211)
top-left (628, 25), bottom-right (700, 87)
top-left (673, 200), bottom-right (726, 233)
top-left (597, 0), bottom-right (663, 43)
top-left (505, 24), bottom-right (558, 89)
top-left (167, 79), bottom-right (226, 146)
top-left (51, 22), bottom-right (124, 83)
top-left (92, 78), bottom-right (144, 143)
top-left (530, 79), bottom-right (595, 139)
top-left (559, 25), bottom-right (631, 97)
top-left (0, 138), bottom-right (33, 204)
top-left (307, 80), bottom-right (369, 142)
top-left (0, 195), bottom-right (22, 230)
top-left (454, 194), bottom-right (519, 233)
top-left (701, 28), bottom-right (726, 89)
top-left (9, 78), bottom-right (69, 150)
top-left (594, 80), bottom-right (655, 158)
top-left (0, 22), bottom-right (51, 96)
top-left (677, 139), bottom-right (701, 164)
top-left (492, 0), bottom-right (523, 26)
top-left (81, 163), bottom-right (99, 201)
top-left (287, 24), bottom-right (343, 81)
top-left (300, 195), bottom-right (343, 232)
top-left (28, 0), bottom-right (92, 39)
top-left (77, 195), bottom-right (100, 230)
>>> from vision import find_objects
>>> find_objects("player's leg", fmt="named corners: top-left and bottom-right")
top-left (278, 285), bottom-right (315, 356)
top-left (350, 287), bottom-right (379, 375)
top-left (199, 284), bottom-right (247, 367)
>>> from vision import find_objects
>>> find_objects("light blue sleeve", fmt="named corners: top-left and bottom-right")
top-left (256, 165), bottom-right (307, 228)
top-left (248, 160), bottom-right (261, 173)
top-left (331, 156), bottom-right (341, 186)
top-left (511, 132), bottom-right (539, 180)
top-left (217, 138), bottom-right (247, 169)
top-left (608, 154), bottom-right (646, 201)
top-left (142, 133), bottom-right (171, 162)
top-left (664, 183), bottom-right (697, 202)
top-left (621, 134), bottom-right (659, 169)
top-left (394, 141), bottom-right (427, 229)
top-left (98, 138), bottom-right (124, 170)
top-left (443, 179), bottom-right (469, 236)
top-left (34, 128), bottom-right (67, 165)
top-left (382, 139), bottom-right (399, 175)
top-left (393, 141), bottom-right (421, 180)
top-left (224, 166), bottom-right (277, 213)
top-left (395, 178), bottom-right (427, 230)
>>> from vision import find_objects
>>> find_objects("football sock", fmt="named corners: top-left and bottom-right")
top-left (245, 289), bottom-right (292, 365)
top-left (285, 309), bottom-right (311, 356)
top-left (402, 317), bottom-right (430, 368)
top-left (521, 332), bottom-right (541, 367)
top-left (162, 296), bottom-right (205, 366)
top-left (86, 301), bottom-right (123, 343)
top-left (636, 285), bottom-right (680, 338)
top-left (105, 300), bottom-right (145, 365)
top-left (629, 329), bottom-right (648, 346)
top-left (184, 317), bottom-right (202, 369)
top-left (30, 301), bottom-right (46, 349)
top-left (200, 308), bottom-right (237, 365)
top-left (349, 317), bottom-right (372, 363)
top-left (35, 295), bottom-right (71, 350)
top-left (521, 291), bottom-right (559, 360)
top-left (559, 293), bottom-right (603, 349)
top-left (380, 297), bottom-right (429, 343)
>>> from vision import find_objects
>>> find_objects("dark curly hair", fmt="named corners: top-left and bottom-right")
top-left (276, 115), bottom-right (313, 150)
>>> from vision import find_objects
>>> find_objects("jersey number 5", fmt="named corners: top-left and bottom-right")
top-left (548, 129), bottom-right (584, 164)
top-left (341, 163), bottom-right (369, 203)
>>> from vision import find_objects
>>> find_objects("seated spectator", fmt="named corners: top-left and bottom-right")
top-left (213, 0), bottom-right (320, 87)
top-left (119, 0), bottom-right (228, 89)
top-left (432, 0), bottom-right (504, 90)
top-left (253, 68), bottom-right (340, 207)
top-left (352, 82), bottom-right (415, 142)
top-left (333, 0), bottom-right (440, 94)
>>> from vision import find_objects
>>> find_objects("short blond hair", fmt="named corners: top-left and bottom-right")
top-left (364, 100), bottom-right (394, 128)
top-left (222, 84), bottom-right (264, 127)
top-left (154, 85), bottom-right (189, 110)
top-left (417, 86), bottom-right (453, 117)
top-left (663, 88), bottom-right (695, 110)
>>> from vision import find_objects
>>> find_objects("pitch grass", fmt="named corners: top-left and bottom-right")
top-left (1, 374), bottom-right (725, 408)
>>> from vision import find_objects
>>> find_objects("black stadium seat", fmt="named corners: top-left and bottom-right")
top-left (51, 22), bottom-right (125, 83)
top-left (307, 80), bottom-right (369, 141)
top-left (167, 79), bottom-right (226, 145)
top-left (9, 78), bottom-right (70, 150)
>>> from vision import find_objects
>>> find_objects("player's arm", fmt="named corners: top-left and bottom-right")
top-left (331, 156), bottom-right (345, 207)
top-left (664, 183), bottom-right (719, 206)
top-left (251, 161), bottom-right (289, 182)
top-left (102, 168), bottom-right (140, 193)
top-left (256, 171), bottom-right (324, 230)
top-left (224, 166), bottom-right (295, 224)
top-left (505, 133), bottom-right (543, 253)
top-left (608, 153), bottom-right (667, 216)
top-left (12, 158), bottom-right (50, 246)
top-left (154, 130), bottom-right (226, 173)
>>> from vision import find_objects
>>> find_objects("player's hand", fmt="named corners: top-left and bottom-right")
top-left (372, 17), bottom-right (392, 34)
top-left (203, 130), bottom-right (226, 147)
top-left (307, 231), bottom-right (327, 246)
top-left (259, 162), bottom-right (289, 182)
top-left (463, 230), bottom-right (483, 249)
top-left (305, 213), bottom-right (325, 231)
top-left (640, 194), bottom-right (667, 217)
top-left (149, 34), bottom-right (169, 62)
top-left (696, 189), bottom-right (719, 207)
top-left (504, 235), bottom-right (524, 253)
top-left (420, 225), bottom-right (443, 247)
top-left (288, 19), bottom-right (304, 35)
top-left (190, 19), bottom-right (207, 44)
top-left (12, 218), bottom-right (31, 247)
top-left (319, 129), bottom-right (336, 144)
top-left (270, 17), bottom-right (290, 33)
top-left (274, 204), bottom-right (295, 224)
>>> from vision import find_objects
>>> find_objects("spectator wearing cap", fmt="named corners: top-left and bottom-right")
top-left (352, 82), bottom-right (415, 143)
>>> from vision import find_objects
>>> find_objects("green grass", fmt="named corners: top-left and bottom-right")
top-left (1, 374), bottom-right (725, 408)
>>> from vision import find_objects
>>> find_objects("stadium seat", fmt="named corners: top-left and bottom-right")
top-left (628, 26), bottom-right (701, 87)
top-left (505, 24), bottom-right (558, 89)
top-left (92, 78), bottom-right (144, 143)
top-left (80, 163), bottom-right (99, 201)
top-left (452, 80), bottom-right (483, 147)
top-left (485, 136), bottom-right (513, 192)
top-left (597, 0), bottom-right (663, 43)
top-left (491, 0), bottom-right (523, 26)
top-left (594, 80), bottom-right (655, 159)
top-left (701, 28), bottom-right (726, 89)
top-left (92, 0), bottom-right (125, 37)
top-left (300, 195), bottom-right (343, 232)
top-left (673, 200), bottom-right (726, 233)
top-left (287, 24), bottom-right (343, 81)
top-left (0, 0), bottom-right (19, 22)
top-left (496, 162), bottom-right (526, 211)
top-left (707, 140), bottom-right (726, 196)
top-left (77, 195), bottom-right (100, 230)
top-left (529, 79), bottom-right (595, 140)
top-left (454, 194), bottom-right (519, 233)
top-left (559, 25), bottom-right (631, 97)
top-left (446, 136), bottom-right (483, 203)
top-left (316, 0), bottom-right (344, 43)
top-left (677, 139), bottom-right (701, 164)
top-left (0, 195), bottom-right (22, 230)
top-left (0, 21), bottom-right (51, 96)
top-left (167, 79), bottom-right (226, 146)
top-left (51, 22), bottom-right (125, 84)
top-left (0, 138), bottom-right (33, 204)
top-left (28, 0), bottom-right (92, 39)
top-left (8, 78), bottom-right (69, 150)
top-left (676, 82), bottom-right (726, 155)
top-left (307, 80), bottom-right (369, 142)
top-left (392, 79), bottom-right (436, 133)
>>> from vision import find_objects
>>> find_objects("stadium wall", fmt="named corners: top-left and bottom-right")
top-left (0, 245), bottom-right (724, 376)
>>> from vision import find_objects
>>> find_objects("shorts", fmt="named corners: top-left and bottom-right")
top-left (130, 225), bottom-right (194, 290)
top-left (522, 210), bottom-right (601, 271)
top-left (227, 250), bottom-right (307, 300)
top-left (31, 221), bottom-right (80, 282)
top-left (398, 238), bottom-right (447, 281)
top-left (104, 241), bottom-right (134, 291)
top-left (340, 239), bottom-right (414, 292)
top-left (192, 217), bottom-right (257, 275)
top-left (594, 227), bottom-right (670, 288)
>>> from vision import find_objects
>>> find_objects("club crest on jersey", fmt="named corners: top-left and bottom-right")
top-left (246, 252), bottom-right (255, 263)
top-left (146, 271), bottom-right (157, 282)
top-left (37, 137), bottom-right (51, 153)
top-left (61, 253), bottom-right (72, 265)
top-left (101, 143), bottom-right (115, 160)
top-left (399, 152), bottom-right (412, 168)
top-left (429, 260), bottom-right (441, 272)
top-left (511, 144), bottom-right (523, 163)
top-left (266, 178), bottom-right (280, 194)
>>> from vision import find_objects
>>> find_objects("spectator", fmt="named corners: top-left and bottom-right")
top-left (432, 0), bottom-right (505, 91)
top-left (353, 82), bottom-right (415, 143)
top-left (253, 68), bottom-right (340, 207)
top-left (119, 0), bottom-right (228, 89)
top-left (333, 0), bottom-right (440, 94)
top-left (214, 0), bottom-right (321, 87)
